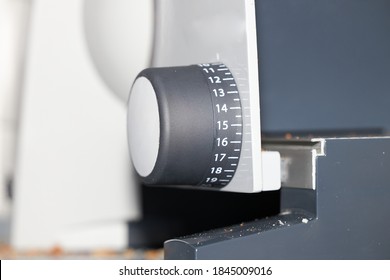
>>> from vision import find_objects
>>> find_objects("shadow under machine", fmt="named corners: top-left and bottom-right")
top-left (126, 0), bottom-right (390, 259)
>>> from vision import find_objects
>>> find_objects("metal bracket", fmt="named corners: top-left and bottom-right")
top-left (263, 138), bottom-right (325, 190)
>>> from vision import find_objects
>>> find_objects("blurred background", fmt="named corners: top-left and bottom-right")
top-left (0, 0), bottom-right (30, 245)
top-left (0, 0), bottom-right (155, 258)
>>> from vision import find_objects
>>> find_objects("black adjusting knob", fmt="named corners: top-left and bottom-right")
top-left (127, 63), bottom-right (243, 188)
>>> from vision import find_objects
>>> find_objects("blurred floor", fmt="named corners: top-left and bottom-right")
top-left (0, 242), bottom-right (163, 260)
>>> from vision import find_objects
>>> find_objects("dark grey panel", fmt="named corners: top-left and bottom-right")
top-left (165, 137), bottom-right (390, 259)
top-left (257, 0), bottom-right (390, 133)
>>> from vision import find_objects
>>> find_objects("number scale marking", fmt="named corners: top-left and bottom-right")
top-left (198, 63), bottom-right (243, 187)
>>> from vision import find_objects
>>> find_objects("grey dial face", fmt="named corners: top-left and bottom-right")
top-left (128, 63), bottom-right (242, 188)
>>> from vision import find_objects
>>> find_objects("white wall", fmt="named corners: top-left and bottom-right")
top-left (11, 0), bottom-right (153, 250)
top-left (0, 0), bottom-right (31, 241)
